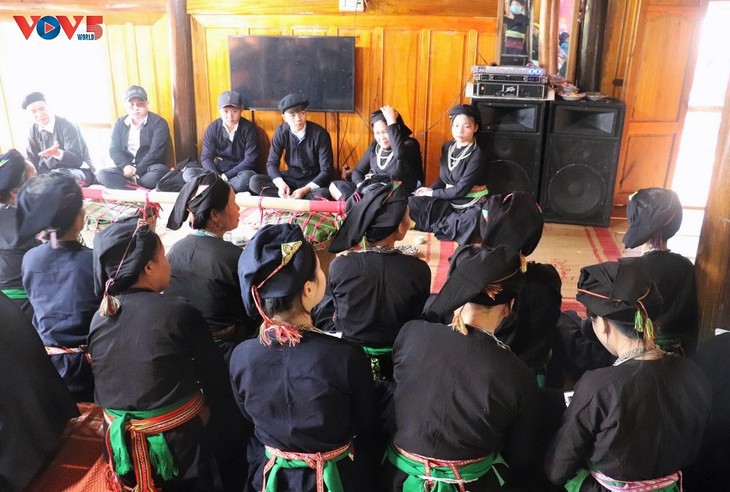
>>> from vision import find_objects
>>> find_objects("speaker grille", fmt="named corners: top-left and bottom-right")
top-left (487, 159), bottom-right (533, 195)
top-left (546, 164), bottom-right (607, 217)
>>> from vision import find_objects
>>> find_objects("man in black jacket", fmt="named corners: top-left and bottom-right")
top-left (22, 91), bottom-right (95, 186)
top-left (96, 85), bottom-right (171, 189)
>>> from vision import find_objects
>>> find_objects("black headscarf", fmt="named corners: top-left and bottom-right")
top-left (15, 174), bottom-right (83, 246)
top-left (167, 171), bottom-right (231, 230)
top-left (480, 192), bottom-right (544, 256)
top-left (577, 258), bottom-right (663, 339)
top-left (369, 110), bottom-right (414, 136)
top-left (328, 181), bottom-right (408, 253)
top-left (623, 187), bottom-right (683, 249)
top-left (0, 149), bottom-right (27, 193)
top-left (93, 216), bottom-right (159, 296)
top-left (425, 244), bottom-right (525, 324)
top-left (448, 104), bottom-right (481, 127)
top-left (238, 224), bottom-right (316, 320)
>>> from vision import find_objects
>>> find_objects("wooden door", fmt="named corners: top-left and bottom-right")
top-left (612, 0), bottom-right (708, 206)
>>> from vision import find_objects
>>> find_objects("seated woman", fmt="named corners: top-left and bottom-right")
top-left (0, 149), bottom-right (37, 319)
top-left (408, 104), bottom-right (487, 245)
top-left (89, 217), bottom-right (247, 491)
top-left (322, 180), bottom-right (431, 380)
top-left (479, 192), bottom-right (562, 384)
top-left (623, 187), bottom-right (698, 355)
top-left (0, 293), bottom-right (79, 492)
top-left (230, 224), bottom-right (375, 491)
top-left (18, 173), bottom-right (98, 402)
top-left (166, 171), bottom-right (255, 363)
top-left (545, 259), bottom-right (712, 491)
top-left (384, 245), bottom-right (539, 491)
top-left (330, 105), bottom-right (423, 199)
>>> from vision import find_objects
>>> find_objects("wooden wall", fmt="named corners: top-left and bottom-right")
top-left (189, 12), bottom-right (497, 184)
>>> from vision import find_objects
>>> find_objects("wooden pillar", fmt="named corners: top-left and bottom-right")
top-left (695, 77), bottom-right (730, 339)
top-left (167, 0), bottom-right (197, 162)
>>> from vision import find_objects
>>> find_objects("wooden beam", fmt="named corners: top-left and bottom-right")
top-left (695, 76), bottom-right (730, 338)
top-left (167, 0), bottom-right (197, 162)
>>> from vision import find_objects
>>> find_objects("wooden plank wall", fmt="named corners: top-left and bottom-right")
top-left (190, 13), bottom-right (497, 184)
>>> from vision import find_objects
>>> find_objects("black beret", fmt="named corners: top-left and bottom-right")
top-left (425, 244), bottom-right (524, 321)
top-left (448, 104), bottom-right (481, 126)
top-left (623, 188), bottom-right (683, 249)
top-left (167, 171), bottom-right (231, 230)
top-left (21, 92), bottom-right (45, 110)
top-left (238, 224), bottom-right (316, 319)
top-left (480, 192), bottom-right (544, 256)
top-left (278, 93), bottom-right (309, 113)
top-left (328, 181), bottom-right (408, 253)
top-left (93, 216), bottom-right (159, 296)
top-left (15, 174), bottom-right (83, 246)
top-left (577, 258), bottom-right (663, 325)
top-left (0, 149), bottom-right (27, 193)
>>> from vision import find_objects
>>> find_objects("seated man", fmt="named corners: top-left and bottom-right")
top-left (185, 90), bottom-right (259, 192)
top-left (22, 91), bottom-right (95, 186)
top-left (97, 85), bottom-right (171, 190)
top-left (250, 93), bottom-right (333, 199)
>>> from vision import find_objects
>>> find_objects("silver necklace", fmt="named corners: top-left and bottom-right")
top-left (613, 347), bottom-right (653, 366)
top-left (480, 328), bottom-right (511, 351)
top-left (447, 141), bottom-right (475, 171)
top-left (194, 229), bottom-right (223, 239)
top-left (354, 245), bottom-right (397, 253)
top-left (375, 144), bottom-right (394, 170)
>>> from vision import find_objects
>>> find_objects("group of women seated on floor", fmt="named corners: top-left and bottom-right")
top-left (0, 106), bottom-right (728, 492)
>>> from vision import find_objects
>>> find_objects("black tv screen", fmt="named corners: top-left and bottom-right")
top-left (229, 35), bottom-right (356, 113)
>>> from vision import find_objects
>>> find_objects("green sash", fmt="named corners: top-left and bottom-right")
top-left (386, 443), bottom-right (508, 492)
top-left (1, 288), bottom-right (28, 299)
top-left (105, 396), bottom-right (193, 481)
top-left (264, 444), bottom-right (352, 492)
top-left (362, 345), bottom-right (393, 381)
top-left (565, 466), bottom-right (680, 492)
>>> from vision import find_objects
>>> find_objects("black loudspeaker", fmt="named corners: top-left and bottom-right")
top-left (539, 99), bottom-right (626, 226)
top-left (473, 99), bottom-right (546, 199)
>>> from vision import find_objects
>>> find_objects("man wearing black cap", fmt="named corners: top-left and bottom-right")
top-left (330, 105), bottom-right (423, 199)
top-left (409, 104), bottom-right (488, 244)
top-left (383, 244), bottom-right (538, 490)
top-left (18, 173), bottom-right (99, 402)
top-left (97, 85), bottom-right (171, 190)
top-left (623, 187), bottom-right (698, 354)
top-left (0, 149), bottom-right (37, 319)
top-left (186, 90), bottom-right (259, 193)
top-left (546, 259), bottom-right (711, 492)
top-left (22, 91), bottom-right (96, 186)
top-left (249, 93), bottom-right (334, 199)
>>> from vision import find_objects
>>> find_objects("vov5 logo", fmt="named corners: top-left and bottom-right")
top-left (13, 16), bottom-right (104, 41)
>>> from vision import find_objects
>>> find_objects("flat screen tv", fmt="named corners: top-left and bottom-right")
top-left (229, 35), bottom-right (356, 113)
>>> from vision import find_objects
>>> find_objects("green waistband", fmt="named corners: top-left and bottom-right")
top-left (565, 466), bottom-right (680, 492)
top-left (105, 395), bottom-right (193, 481)
top-left (264, 444), bottom-right (352, 492)
top-left (1, 288), bottom-right (28, 300)
top-left (386, 443), bottom-right (507, 491)
top-left (362, 345), bottom-right (393, 357)
top-left (465, 189), bottom-right (489, 199)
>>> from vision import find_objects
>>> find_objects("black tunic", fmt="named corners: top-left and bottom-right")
top-left (684, 333), bottom-right (730, 491)
top-left (350, 123), bottom-right (423, 195)
top-left (229, 331), bottom-right (375, 491)
top-left (89, 289), bottom-right (243, 489)
top-left (0, 293), bottom-right (79, 492)
top-left (545, 357), bottom-right (711, 491)
top-left (165, 234), bottom-right (253, 362)
top-left (495, 262), bottom-right (562, 371)
top-left (408, 140), bottom-right (487, 244)
top-left (637, 250), bottom-right (698, 354)
top-left (0, 205), bottom-right (36, 318)
top-left (387, 320), bottom-right (538, 490)
top-left (325, 250), bottom-right (431, 347)
top-left (266, 122), bottom-right (334, 188)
